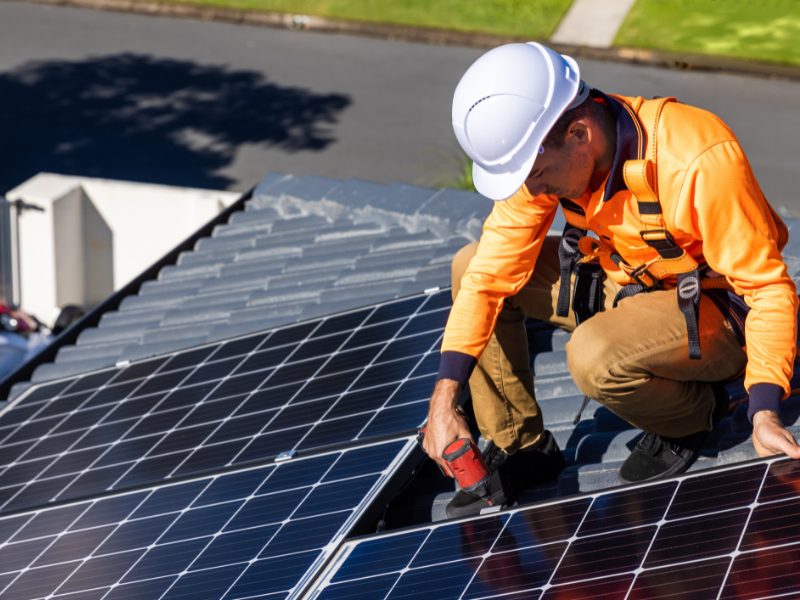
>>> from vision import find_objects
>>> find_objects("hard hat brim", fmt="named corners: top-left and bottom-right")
top-left (472, 140), bottom-right (542, 201)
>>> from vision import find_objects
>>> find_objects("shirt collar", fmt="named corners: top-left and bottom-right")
top-left (589, 89), bottom-right (643, 202)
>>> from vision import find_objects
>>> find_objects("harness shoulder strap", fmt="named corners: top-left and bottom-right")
top-left (623, 97), bottom-right (674, 228)
top-left (638, 96), bottom-right (674, 162)
top-left (624, 97), bottom-right (705, 359)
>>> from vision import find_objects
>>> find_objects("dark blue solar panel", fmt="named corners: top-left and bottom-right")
top-left (310, 457), bottom-right (800, 600)
top-left (0, 291), bottom-right (449, 513)
top-left (0, 438), bottom-right (412, 600)
top-left (578, 481), bottom-right (676, 535)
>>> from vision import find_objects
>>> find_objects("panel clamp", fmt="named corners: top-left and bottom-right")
top-left (275, 450), bottom-right (297, 462)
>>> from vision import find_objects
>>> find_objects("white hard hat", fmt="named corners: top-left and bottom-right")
top-left (452, 42), bottom-right (590, 201)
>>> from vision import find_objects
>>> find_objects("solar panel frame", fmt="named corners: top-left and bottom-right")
top-left (0, 436), bottom-right (419, 600)
top-left (304, 456), bottom-right (800, 600)
top-left (0, 290), bottom-right (451, 514)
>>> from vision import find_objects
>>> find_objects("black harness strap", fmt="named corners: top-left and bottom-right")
top-left (556, 199), bottom-right (608, 324)
top-left (641, 229), bottom-right (703, 360)
top-left (613, 270), bottom-right (701, 359)
top-left (557, 198), bottom-right (593, 319)
top-left (612, 228), bottom-right (703, 359)
top-left (572, 262), bottom-right (604, 326)
top-left (556, 222), bottom-right (585, 318)
top-left (613, 283), bottom-right (646, 308)
top-left (677, 269), bottom-right (702, 359)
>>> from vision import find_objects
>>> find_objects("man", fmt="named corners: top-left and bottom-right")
top-left (423, 42), bottom-right (800, 519)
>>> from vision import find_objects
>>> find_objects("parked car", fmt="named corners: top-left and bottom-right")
top-left (0, 303), bottom-right (53, 380)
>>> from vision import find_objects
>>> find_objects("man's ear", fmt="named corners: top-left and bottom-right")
top-left (566, 120), bottom-right (591, 147)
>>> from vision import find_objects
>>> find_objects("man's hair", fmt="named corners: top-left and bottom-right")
top-left (543, 97), bottom-right (613, 149)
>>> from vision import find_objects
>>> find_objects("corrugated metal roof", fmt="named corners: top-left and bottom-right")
top-left (11, 173), bottom-right (508, 389)
top-left (8, 171), bottom-right (800, 516)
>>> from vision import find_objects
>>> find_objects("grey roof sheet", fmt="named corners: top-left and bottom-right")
top-left (18, 173), bottom-right (500, 390)
top-left (9, 170), bottom-right (800, 521)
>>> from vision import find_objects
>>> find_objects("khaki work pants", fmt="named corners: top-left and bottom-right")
top-left (452, 237), bottom-right (747, 454)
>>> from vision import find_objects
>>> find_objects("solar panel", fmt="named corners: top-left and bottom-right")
top-left (0, 290), bottom-right (450, 513)
top-left (0, 436), bottom-right (416, 600)
top-left (306, 457), bottom-right (800, 600)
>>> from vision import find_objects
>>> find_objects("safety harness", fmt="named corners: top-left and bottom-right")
top-left (555, 97), bottom-right (730, 360)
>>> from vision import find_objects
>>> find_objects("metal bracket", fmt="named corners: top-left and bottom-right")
top-left (275, 449), bottom-right (297, 462)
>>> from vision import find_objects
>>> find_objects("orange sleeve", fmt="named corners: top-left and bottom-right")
top-left (677, 140), bottom-right (798, 397)
top-left (441, 188), bottom-right (559, 363)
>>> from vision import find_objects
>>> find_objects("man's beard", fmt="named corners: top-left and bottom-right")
top-left (561, 151), bottom-right (596, 200)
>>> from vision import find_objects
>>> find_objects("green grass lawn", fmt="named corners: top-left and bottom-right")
top-left (155, 0), bottom-right (573, 39)
top-left (615, 0), bottom-right (800, 66)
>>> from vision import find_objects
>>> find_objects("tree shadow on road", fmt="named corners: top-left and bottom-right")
top-left (0, 53), bottom-right (351, 193)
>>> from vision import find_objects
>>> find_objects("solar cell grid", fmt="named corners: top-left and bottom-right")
top-left (0, 291), bottom-right (450, 513)
top-left (307, 457), bottom-right (800, 600)
top-left (0, 437), bottom-right (414, 600)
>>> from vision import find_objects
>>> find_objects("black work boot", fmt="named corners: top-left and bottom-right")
top-left (618, 384), bottom-right (730, 484)
top-left (445, 430), bottom-right (566, 519)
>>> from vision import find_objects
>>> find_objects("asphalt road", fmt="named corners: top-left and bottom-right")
top-left (1, 1), bottom-right (799, 214)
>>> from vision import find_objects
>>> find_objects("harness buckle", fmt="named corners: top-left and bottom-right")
top-left (640, 228), bottom-right (676, 244)
top-left (640, 229), bottom-right (684, 259)
top-left (628, 263), bottom-right (659, 290)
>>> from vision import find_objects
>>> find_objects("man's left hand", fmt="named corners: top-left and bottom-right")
top-left (752, 410), bottom-right (800, 459)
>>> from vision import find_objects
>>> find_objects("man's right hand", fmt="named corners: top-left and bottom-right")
top-left (423, 378), bottom-right (474, 476)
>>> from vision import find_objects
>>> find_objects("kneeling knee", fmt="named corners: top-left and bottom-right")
top-left (566, 323), bottom-right (616, 398)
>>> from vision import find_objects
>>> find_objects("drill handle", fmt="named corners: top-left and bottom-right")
top-left (416, 426), bottom-right (457, 478)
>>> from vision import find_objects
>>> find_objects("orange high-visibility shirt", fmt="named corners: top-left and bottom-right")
top-left (438, 91), bottom-right (798, 418)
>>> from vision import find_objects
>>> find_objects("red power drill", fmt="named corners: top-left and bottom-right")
top-left (417, 416), bottom-right (492, 500)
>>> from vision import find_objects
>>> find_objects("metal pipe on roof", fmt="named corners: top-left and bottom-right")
top-left (0, 198), bottom-right (13, 307)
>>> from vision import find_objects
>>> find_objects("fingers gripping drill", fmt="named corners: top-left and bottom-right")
top-left (417, 410), bottom-right (492, 500)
